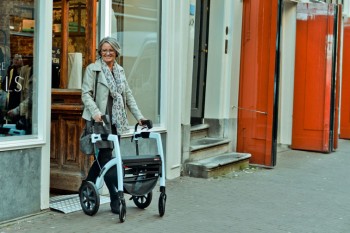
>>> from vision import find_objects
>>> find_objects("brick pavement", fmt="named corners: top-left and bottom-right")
top-left (1, 139), bottom-right (350, 233)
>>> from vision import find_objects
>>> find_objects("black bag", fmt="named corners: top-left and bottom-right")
top-left (79, 115), bottom-right (113, 155)
top-left (79, 121), bottom-right (94, 155)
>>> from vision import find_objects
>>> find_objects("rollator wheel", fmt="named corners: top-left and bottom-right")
top-left (79, 181), bottom-right (100, 216)
top-left (132, 191), bottom-right (153, 209)
top-left (119, 198), bottom-right (126, 223)
top-left (158, 192), bottom-right (167, 217)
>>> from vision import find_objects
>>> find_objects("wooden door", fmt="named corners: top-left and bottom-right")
top-left (340, 16), bottom-right (350, 139)
top-left (50, 0), bottom-right (97, 192)
top-left (291, 3), bottom-right (337, 152)
top-left (50, 90), bottom-right (87, 191)
top-left (237, 0), bottom-right (279, 167)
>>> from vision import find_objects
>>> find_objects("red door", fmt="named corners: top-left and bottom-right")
top-left (237, 0), bottom-right (279, 167)
top-left (340, 17), bottom-right (350, 139)
top-left (292, 3), bottom-right (337, 152)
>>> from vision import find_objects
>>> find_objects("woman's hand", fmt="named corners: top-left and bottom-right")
top-left (7, 108), bottom-right (19, 117)
top-left (138, 118), bottom-right (147, 126)
top-left (93, 114), bottom-right (102, 122)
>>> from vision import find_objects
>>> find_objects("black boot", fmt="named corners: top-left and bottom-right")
top-left (110, 193), bottom-right (120, 214)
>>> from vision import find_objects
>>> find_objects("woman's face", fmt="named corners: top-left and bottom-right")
top-left (101, 42), bottom-right (117, 65)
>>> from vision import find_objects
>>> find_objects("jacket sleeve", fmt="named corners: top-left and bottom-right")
top-left (81, 65), bottom-right (101, 119)
top-left (121, 70), bottom-right (144, 121)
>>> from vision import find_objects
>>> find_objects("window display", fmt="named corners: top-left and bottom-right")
top-left (0, 0), bottom-right (35, 137)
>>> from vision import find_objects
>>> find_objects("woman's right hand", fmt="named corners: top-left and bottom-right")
top-left (93, 114), bottom-right (102, 122)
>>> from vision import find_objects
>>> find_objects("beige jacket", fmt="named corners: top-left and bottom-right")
top-left (81, 59), bottom-right (144, 131)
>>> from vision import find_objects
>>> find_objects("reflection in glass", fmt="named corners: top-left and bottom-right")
top-left (0, 0), bottom-right (35, 137)
top-left (110, 0), bottom-right (161, 125)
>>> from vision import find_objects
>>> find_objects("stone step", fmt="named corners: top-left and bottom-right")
top-left (189, 137), bottom-right (230, 161)
top-left (184, 152), bottom-right (251, 178)
top-left (190, 123), bottom-right (210, 140)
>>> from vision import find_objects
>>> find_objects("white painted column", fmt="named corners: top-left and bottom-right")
top-left (161, 1), bottom-right (189, 179)
top-left (38, 0), bottom-right (53, 209)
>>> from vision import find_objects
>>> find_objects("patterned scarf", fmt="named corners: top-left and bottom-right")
top-left (101, 60), bottom-right (129, 134)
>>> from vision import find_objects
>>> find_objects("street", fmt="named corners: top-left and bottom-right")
top-left (1, 140), bottom-right (350, 233)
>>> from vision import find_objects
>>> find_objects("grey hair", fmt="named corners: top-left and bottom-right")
top-left (98, 36), bottom-right (121, 57)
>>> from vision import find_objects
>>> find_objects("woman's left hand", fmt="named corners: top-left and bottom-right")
top-left (138, 118), bottom-right (147, 126)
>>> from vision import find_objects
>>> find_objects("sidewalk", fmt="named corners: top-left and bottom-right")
top-left (1, 139), bottom-right (350, 233)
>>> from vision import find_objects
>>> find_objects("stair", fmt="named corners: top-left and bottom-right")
top-left (184, 124), bottom-right (251, 178)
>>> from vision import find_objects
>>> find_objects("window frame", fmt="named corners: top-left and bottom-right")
top-left (0, 0), bottom-right (52, 151)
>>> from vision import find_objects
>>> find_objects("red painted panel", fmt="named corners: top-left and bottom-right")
top-left (340, 18), bottom-right (350, 139)
top-left (237, 0), bottom-right (278, 166)
top-left (292, 4), bottom-right (335, 152)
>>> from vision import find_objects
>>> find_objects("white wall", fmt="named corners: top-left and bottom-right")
top-left (161, 1), bottom-right (190, 179)
top-left (38, 0), bottom-right (53, 209)
top-left (182, 0), bottom-right (196, 126)
top-left (278, 1), bottom-right (297, 146)
top-left (204, 0), bottom-right (243, 120)
top-left (204, 0), bottom-right (227, 119)
top-left (229, 1), bottom-right (243, 119)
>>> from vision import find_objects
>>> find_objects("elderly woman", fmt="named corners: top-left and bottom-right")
top-left (81, 36), bottom-right (146, 214)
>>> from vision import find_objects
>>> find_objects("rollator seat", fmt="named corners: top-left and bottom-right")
top-left (122, 155), bottom-right (161, 166)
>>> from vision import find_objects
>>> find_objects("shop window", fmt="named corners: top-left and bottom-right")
top-left (109, 0), bottom-right (161, 125)
top-left (0, 0), bottom-right (36, 137)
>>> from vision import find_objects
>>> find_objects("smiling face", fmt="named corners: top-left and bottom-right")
top-left (101, 42), bottom-right (117, 68)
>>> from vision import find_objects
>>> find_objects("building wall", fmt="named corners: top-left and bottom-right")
top-left (278, 2), bottom-right (297, 146)
top-left (0, 0), bottom-right (52, 222)
top-left (0, 148), bottom-right (41, 222)
top-left (203, 0), bottom-right (243, 151)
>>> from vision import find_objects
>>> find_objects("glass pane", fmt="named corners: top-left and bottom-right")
top-left (52, 0), bottom-right (87, 89)
top-left (0, 0), bottom-right (35, 137)
top-left (111, 0), bottom-right (161, 125)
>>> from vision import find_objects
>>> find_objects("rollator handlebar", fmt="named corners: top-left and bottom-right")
top-left (134, 120), bottom-right (153, 132)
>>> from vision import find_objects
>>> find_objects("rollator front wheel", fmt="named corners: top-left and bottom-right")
top-left (79, 181), bottom-right (100, 216)
top-left (119, 198), bottom-right (126, 223)
top-left (132, 191), bottom-right (153, 209)
top-left (158, 192), bottom-right (167, 217)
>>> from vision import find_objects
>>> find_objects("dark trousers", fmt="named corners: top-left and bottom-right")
top-left (85, 135), bottom-right (121, 196)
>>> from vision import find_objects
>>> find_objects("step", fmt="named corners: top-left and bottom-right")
top-left (185, 152), bottom-right (251, 178)
top-left (189, 137), bottom-right (230, 161)
top-left (190, 123), bottom-right (210, 140)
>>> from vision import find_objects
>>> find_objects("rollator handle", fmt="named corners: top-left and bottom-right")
top-left (134, 120), bottom-right (153, 132)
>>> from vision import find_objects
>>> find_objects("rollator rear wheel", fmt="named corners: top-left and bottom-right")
top-left (158, 192), bottom-right (166, 217)
top-left (132, 191), bottom-right (153, 209)
top-left (79, 181), bottom-right (100, 216)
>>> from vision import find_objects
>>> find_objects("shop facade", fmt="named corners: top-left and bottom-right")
top-left (0, 0), bottom-right (187, 222)
top-left (1, 0), bottom-right (349, 223)
top-left (0, 0), bottom-right (52, 221)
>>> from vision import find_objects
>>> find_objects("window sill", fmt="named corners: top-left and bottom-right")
top-left (0, 136), bottom-right (46, 151)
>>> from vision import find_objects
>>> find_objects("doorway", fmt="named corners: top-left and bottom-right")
top-left (191, 0), bottom-right (210, 125)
